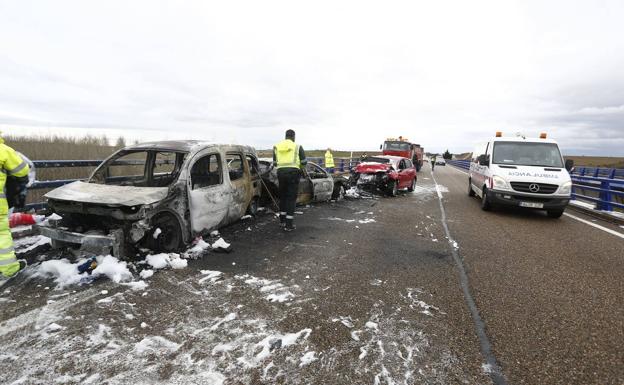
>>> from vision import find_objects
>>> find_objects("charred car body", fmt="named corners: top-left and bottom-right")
top-left (258, 159), bottom-right (349, 205)
top-left (36, 141), bottom-right (262, 257)
top-left (352, 156), bottom-right (417, 196)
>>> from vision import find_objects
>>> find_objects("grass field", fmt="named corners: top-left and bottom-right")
top-left (563, 156), bottom-right (624, 169)
top-left (5, 134), bottom-right (121, 204)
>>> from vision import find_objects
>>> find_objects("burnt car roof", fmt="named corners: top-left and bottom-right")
top-left (123, 140), bottom-right (255, 153)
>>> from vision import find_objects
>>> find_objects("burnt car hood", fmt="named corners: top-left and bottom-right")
top-left (45, 181), bottom-right (169, 207)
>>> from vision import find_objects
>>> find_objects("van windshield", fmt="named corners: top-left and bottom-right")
top-left (492, 142), bottom-right (564, 168)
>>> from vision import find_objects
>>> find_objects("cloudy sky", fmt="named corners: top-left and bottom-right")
top-left (1, 0), bottom-right (623, 155)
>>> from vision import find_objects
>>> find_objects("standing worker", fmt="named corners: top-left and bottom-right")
top-left (324, 148), bottom-right (335, 174)
top-left (431, 155), bottom-right (436, 172)
top-left (273, 129), bottom-right (307, 231)
top-left (0, 136), bottom-right (31, 278)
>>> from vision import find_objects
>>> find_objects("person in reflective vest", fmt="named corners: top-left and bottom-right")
top-left (0, 137), bottom-right (31, 277)
top-left (324, 148), bottom-right (335, 174)
top-left (273, 129), bottom-right (307, 231)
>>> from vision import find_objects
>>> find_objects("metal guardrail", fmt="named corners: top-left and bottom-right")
top-left (446, 159), bottom-right (624, 212)
top-left (446, 159), bottom-right (470, 170)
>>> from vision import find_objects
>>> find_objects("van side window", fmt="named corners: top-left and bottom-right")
top-left (190, 153), bottom-right (222, 189)
top-left (226, 153), bottom-right (245, 181)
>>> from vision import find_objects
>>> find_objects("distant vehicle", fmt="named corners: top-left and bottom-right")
top-left (468, 132), bottom-right (574, 218)
top-left (352, 155), bottom-right (417, 196)
top-left (258, 160), bottom-right (349, 204)
top-left (381, 137), bottom-right (424, 171)
top-left (435, 159), bottom-right (446, 166)
top-left (36, 141), bottom-right (262, 257)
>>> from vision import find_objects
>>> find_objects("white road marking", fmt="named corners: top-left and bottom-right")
top-left (445, 164), bottom-right (469, 175)
top-left (563, 213), bottom-right (624, 240)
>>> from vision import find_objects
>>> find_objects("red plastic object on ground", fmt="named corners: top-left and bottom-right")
top-left (9, 213), bottom-right (42, 228)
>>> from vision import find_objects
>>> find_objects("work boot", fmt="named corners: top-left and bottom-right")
top-left (4, 260), bottom-right (27, 279)
top-left (284, 218), bottom-right (296, 232)
top-left (279, 213), bottom-right (286, 228)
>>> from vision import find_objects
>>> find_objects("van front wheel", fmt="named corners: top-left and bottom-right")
top-left (547, 209), bottom-right (564, 218)
top-left (481, 187), bottom-right (492, 211)
top-left (468, 178), bottom-right (475, 197)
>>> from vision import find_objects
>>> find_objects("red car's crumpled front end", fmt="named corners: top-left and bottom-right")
top-left (353, 161), bottom-right (398, 195)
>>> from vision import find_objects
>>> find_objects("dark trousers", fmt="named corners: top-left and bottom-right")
top-left (277, 168), bottom-right (300, 224)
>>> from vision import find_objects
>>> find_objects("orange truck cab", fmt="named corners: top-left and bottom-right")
top-left (381, 137), bottom-right (424, 171)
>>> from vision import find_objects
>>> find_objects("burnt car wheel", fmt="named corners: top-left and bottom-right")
top-left (407, 178), bottom-right (416, 192)
top-left (332, 183), bottom-right (346, 200)
top-left (246, 197), bottom-right (259, 216)
top-left (151, 213), bottom-right (183, 253)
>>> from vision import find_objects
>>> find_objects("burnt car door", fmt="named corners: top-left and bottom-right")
top-left (225, 152), bottom-right (252, 221)
top-left (305, 163), bottom-right (333, 202)
top-left (187, 150), bottom-right (232, 232)
top-left (245, 153), bottom-right (262, 199)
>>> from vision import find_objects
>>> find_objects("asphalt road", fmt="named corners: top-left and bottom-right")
top-left (0, 164), bottom-right (622, 385)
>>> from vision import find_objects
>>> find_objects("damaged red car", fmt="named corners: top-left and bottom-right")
top-left (352, 156), bottom-right (417, 196)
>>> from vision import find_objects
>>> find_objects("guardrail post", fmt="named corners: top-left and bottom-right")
top-left (597, 180), bottom-right (612, 211)
top-left (593, 168), bottom-right (600, 177)
top-left (609, 168), bottom-right (616, 179)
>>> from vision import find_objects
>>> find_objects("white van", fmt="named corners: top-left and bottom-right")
top-left (468, 132), bottom-right (574, 218)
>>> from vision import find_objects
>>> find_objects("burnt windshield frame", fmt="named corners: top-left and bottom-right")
top-left (90, 149), bottom-right (187, 186)
top-left (492, 142), bottom-right (564, 168)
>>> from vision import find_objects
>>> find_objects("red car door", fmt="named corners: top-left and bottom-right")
top-left (403, 160), bottom-right (416, 187)
top-left (398, 159), bottom-right (411, 188)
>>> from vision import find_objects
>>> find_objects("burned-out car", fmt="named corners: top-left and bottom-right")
top-left (352, 155), bottom-right (417, 196)
top-left (36, 141), bottom-right (262, 257)
top-left (258, 160), bottom-right (349, 205)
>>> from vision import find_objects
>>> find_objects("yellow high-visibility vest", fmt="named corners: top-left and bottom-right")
top-left (324, 151), bottom-right (335, 168)
top-left (274, 139), bottom-right (301, 169)
top-left (0, 138), bottom-right (31, 277)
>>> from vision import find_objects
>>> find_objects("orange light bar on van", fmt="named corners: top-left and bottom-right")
top-left (539, 132), bottom-right (547, 139)
top-left (495, 131), bottom-right (502, 137)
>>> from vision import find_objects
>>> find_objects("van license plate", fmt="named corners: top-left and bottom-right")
top-left (520, 202), bottom-right (543, 208)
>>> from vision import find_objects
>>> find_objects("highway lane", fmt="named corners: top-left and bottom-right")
top-left (2, 165), bottom-right (622, 384)
top-left (433, 164), bottom-right (624, 385)
top-left (2, 177), bottom-right (492, 384)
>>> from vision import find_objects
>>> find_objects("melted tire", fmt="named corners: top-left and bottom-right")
top-left (151, 213), bottom-right (183, 253)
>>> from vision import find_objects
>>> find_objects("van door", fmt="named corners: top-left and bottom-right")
top-left (472, 142), bottom-right (490, 192)
top-left (187, 151), bottom-right (232, 233)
